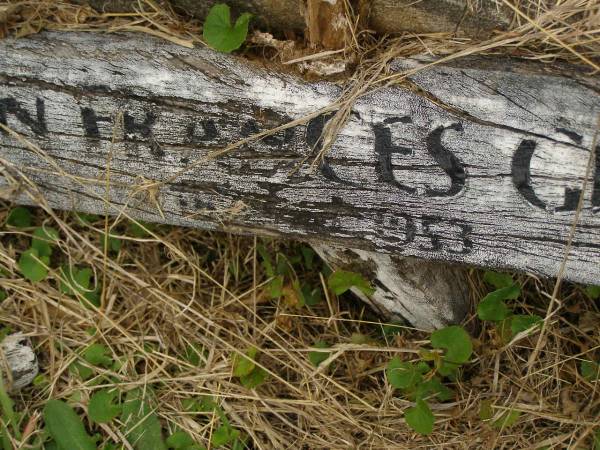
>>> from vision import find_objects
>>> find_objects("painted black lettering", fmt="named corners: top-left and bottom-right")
top-left (187, 119), bottom-right (218, 143)
top-left (556, 127), bottom-right (583, 144)
top-left (421, 216), bottom-right (443, 251)
top-left (306, 113), bottom-right (331, 152)
top-left (0, 97), bottom-right (47, 135)
top-left (241, 120), bottom-right (260, 138)
top-left (425, 123), bottom-right (466, 197)
top-left (555, 187), bottom-right (581, 212)
top-left (553, 128), bottom-right (589, 212)
top-left (512, 140), bottom-right (597, 212)
top-left (373, 117), bottom-right (416, 194)
top-left (194, 197), bottom-right (215, 211)
top-left (241, 119), bottom-right (295, 149)
top-left (306, 113), bottom-right (352, 185)
top-left (452, 222), bottom-right (474, 255)
top-left (593, 146), bottom-right (600, 212)
top-left (123, 111), bottom-right (156, 140)
top-left (511, 140), bottom-right (546, 210)
top-left (420, 216), bottom-right (473, 254)
top-left (380, 214), bottom-right (416, 246)
top-left (80, 107), bottom-right (112, 138)
top-left (149, 139), bottom-right (165, 158)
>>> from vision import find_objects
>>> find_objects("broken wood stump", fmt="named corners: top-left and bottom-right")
top-left (1, 32), bottom-right (599, 329)
top-left (313, 244), bottom-right (470, 329)
top-left (1, 333), bottom-right (38, 392)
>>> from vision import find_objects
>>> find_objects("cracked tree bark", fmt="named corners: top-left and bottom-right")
top-left (1, 32), bottom-right (599, 329)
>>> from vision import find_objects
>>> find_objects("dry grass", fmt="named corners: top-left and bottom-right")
top-left (0, 199), bottom-right (599, 449)
top-left (0, 0), bottom-right (600, 448)
top-left (0, 0), bottom-right (199, 45)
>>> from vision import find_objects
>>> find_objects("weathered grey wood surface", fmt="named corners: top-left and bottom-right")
top-left (1, 333), bottom-right (38, 392)
top-left (1, 32), bottom-right (600, 290)
top-left (313, 244), bottom-right (470, 328)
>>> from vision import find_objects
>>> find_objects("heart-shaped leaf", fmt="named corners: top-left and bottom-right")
top-left (18, 248), bottom-right (49, 283)
top-left (478, 285), bottom-right (520, 322)
top-left (82, 343), bottom-right (113, 368)
top-left (491, 409), bottom-right (521, 430)
top-left (581, 360), bottom-right (600, 381)
top-left (166, 430), bottom-right (195, 449)
top-left (328, 270), bottom-right (375, 297)
top-left (232, 347), bottom-right (258, 377)
top-left (585, 285), bottom-right (600, 300)
top-left (102, 233), bottom-right (122, 253)
top-left (203, 4), bottom-right (252, 53)
top-left (416, 377), bottom-right (454, 402)
top-left (60, 266), bottom-right (92, 295)
top-left (69, 361), bottom-right (94, 380)
top-left (510, 314), bottom-right (542, 336)
top-left (478, 292), bottom-right (511, 322)
top-left (184, 344), bottom-right (206, 366)
top-left (386, 357), bottom-right (422, 390)
top-left (88, 389), bottom-right (121, 423)
top-left (121, 388), bottom-right (167, 450)
top-left (308, 341), bottom-right (331, 367)
top-left (211, 423), bottom-right (239, 447)
top-left (6, 207), bottom-right (32, 228)
top-left (240, 366), bottom-right (268, 389)
top-left (430, 325), bottom-right (473, 376)
top-left (298, 284), bottom-right (322, 306)
top-left (405, 399), bottom-right (434, 435)
top-left (43, 400), bottom-right (96, 450)
top-left (269, 275), bottom-right (284, 299)
top-left (60, 266), bottom-right (100, 307)
top-left (32, 226), bottom-right (59, 257)
top-left (483, 271), bottom-right (514, 289)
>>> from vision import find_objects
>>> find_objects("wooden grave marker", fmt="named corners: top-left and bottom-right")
top-left (1, 32), bottom-right (599, 328)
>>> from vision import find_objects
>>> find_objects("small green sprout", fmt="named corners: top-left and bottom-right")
top-left (328, 270), bottom-right (375, 296)
top-left (203, 4), bottom-right (252, 53)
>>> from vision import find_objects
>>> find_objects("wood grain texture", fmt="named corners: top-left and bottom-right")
top-left (305, 0), bottom-right (351, 49)
top-left (368, 0), bottom-right (510, 37)
top-left (313, 243), bottom-right (470, 329)
top-left (1, 334), bottom-right (38, 392)
top-left (73, 0), bottom-right (511, 37)
top-left (1, 32), bottom-right (599, 287)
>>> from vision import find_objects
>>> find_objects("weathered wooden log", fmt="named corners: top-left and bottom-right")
top-left (1, 334), bottom-right (38, 392)
top-left (366, 0), bottom-right (510, 37)
top-left (73, 0), bottom-right (512, 38)
top-left (1, 32), bottom-right (599, 328)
